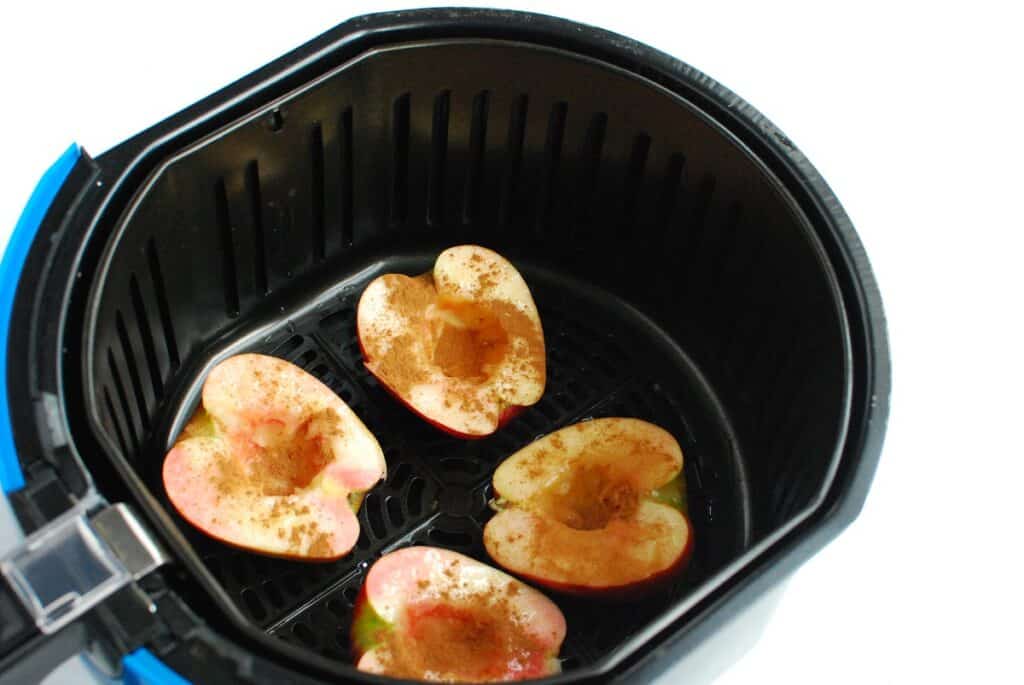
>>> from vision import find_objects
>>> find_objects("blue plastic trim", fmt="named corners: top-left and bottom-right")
top-left (0, 143), bottom-right (81, 493)
top-left (123, 648), bottom-right (192, 685)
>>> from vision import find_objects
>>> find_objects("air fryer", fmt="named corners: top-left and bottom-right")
top-left (0, 9), bottom-right (889, 685)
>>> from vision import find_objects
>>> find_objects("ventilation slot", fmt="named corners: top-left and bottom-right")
top-left (407, 477), bottom-right (427, 517)
top-left (619, 133), bottom-right (651, 236)
top-left (754, 324), bottom-right (805, 433)
top-left (656, 154), bottom-right (686, 236)
top-left (390, 93), bottom-right (411, 227)
top-left (146, 238), bottom-right (179, 370)
top-left (767, 367), bottom-right (815, 497)
top-left (709, 202), bottom-right (742, 295)
top-left (107, 349), bottom-right (139, 453)
top-left (389, 462), bottom-right (412, 489)
top-left (115, 311), bottom-right (150, 431)
top-left (128, 275), bottom-right (162, 399)
top-left (244, 161), bottom-right (269, 295)
top-left (427, 527), bottom-right (474, 548)
top-left (575, 112), bottom-right (607, 231)
top-left (310, 123), bottom-right (326, 262)
top-left (536, 101), bottom-right (568, 235)
top-left (242, 589), bottom-right (267, 622)
top-left (214, 179), bottom-right (240, 317)
top-left (719, 226), bottom-right (769, 358)
top-left (385, 495), bottom-right (404, 527)
top-left (364, 492), bottom-right (387, 539)
top-left (684, 174), bottom-right (717, 263)
top-left (427, 91), bottom-right (450, 227)
top-left (462, 90), bottom-right (489, 225)
top-left (274, 334), bottom-right (304, 357)
top-left (103, 387), bottom-right (130, 456)
top-left (498, 94), bottom-right (528, 226)
top-left (338, 107), bottom-right (354, 247)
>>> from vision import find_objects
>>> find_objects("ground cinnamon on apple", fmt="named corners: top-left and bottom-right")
top-left (489, 301), bottom-right (544, 372)
top-left (368, 273), bottom-right (544, 409)
top-left (539, 462), bottom-right (640, 531)
top-left (366, 275), bottom-right (435, 395)
top-left (523, 448), bottom-right (549, 480)
top-left (209, 407), bottom-right (340, 498)
top-left (197, 406), bottom-right (339, 556)
top-left (433, 322), bottom-right (489, 379)
top-left (370, 567), bottom-right (548, 680)
top-left (214, 448), bottom-right (249, 498)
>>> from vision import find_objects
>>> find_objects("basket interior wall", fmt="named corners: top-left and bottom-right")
top-left (77, 39), bottom-right (847, 671)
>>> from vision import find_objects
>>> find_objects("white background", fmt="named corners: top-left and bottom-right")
top-left (1, 2), bottom-right (1022, 683)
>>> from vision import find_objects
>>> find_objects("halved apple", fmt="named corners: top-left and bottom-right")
top-left (356, 245), bottom-right (545, 438)
top-left (162, 353), bottom-right (386, 561)
top-left (352, 546), bottom-right (566, 682)
top-left (484, 418), bottom-right (693, 598)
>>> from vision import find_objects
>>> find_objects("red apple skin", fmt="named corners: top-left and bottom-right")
top-left (488, 517), bottom-right (695, 601)
top-left (484, 418), bottom-right (692, 599)
top-left (162, 513), bottom-right (350, 564)
top-left (162, 354), bottom-right (385, 562)
top-left (164, 447), bottom-right (368, 563)
top-left (356, 246), bottom-right (545, 439)
top-left (351, 547), bottom-right (565, 681)
top-left (497, 404), bottom-right (526, 427)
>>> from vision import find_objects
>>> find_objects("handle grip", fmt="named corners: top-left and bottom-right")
top-left (0, 143), bottom-right (83, 494)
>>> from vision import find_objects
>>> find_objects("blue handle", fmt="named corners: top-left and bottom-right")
top-left (0, 143), bottom-right (82, 493)
top-left (123, 648), bottom-right (192, 685)
top-left (0, 144), bottom-right (190, 685)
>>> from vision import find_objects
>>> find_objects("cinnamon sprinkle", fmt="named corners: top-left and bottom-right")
top-left (364, 257), bottom-right (545, 424)
top-left (371, 570), bottom-right (546, 680)
top-left (503, 420), bottom-right (686, 585)
top-left (365, 274), bottom-right (435, 396)
top-left (191, 396), bottom-right (344, 556)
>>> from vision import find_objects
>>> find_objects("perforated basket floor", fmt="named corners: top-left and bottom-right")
top-left (151, 252), bottom-right (748, 669)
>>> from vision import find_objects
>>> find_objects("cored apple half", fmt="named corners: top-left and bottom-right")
top-left (352, 547), bottom-right (566, 682)
top-left (162, 354), bottom-right (386, 561)
top-left (484, 418), bottom-right (693, 598)
top-left (356, 245), bottom-right (545, 438)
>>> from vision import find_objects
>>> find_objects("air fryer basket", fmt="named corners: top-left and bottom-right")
top-left (5, 9), bottom-right (887, 684)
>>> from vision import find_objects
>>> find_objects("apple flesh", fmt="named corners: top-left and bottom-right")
top-left (162, 354), bottom-right (386, 561)
top-left (352, 546), bottom-right (566, 682)
top-left (356, 245), bottom-right (545, 438)
top-left (484, 418), bottom-right (693, 598)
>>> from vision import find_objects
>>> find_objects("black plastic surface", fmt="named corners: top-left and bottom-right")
top-left (78, 36), bottom-right (848, 681)
top-left (150, 254), bottom-right (747, 668)
top-left (3, 10), bottom-right (887, 683)
top-left (0, 577), bottom-right (34, 659)
top-left (0, 578), bottom-right (94, 685)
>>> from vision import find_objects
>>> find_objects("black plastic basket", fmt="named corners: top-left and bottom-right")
top-left (0, 9), bottom-right (888, 684)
